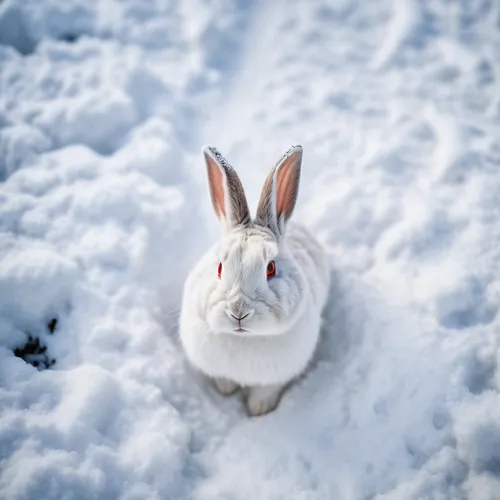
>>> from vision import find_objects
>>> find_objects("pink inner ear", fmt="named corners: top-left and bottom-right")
top-left (275, 157), bottom-right (298, 218)
top-left (206, 154), bottom-right (226, 219)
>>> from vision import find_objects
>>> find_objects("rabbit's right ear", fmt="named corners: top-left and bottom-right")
top-left (255, 145), bottom-right (302, 239)
top-left (202, 145), bottom-right (251, 231)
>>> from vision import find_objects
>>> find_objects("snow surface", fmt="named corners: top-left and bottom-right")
top-left (1, 0), bottom-right (500, 498)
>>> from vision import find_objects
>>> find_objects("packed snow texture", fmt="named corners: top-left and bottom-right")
top-left (1, 0), bottom-right (500, 499)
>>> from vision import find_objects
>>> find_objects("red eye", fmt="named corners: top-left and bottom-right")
top-left (217, 262), bottom-right (222, 279)
top-left (266, 260), bottom-right (276, 279)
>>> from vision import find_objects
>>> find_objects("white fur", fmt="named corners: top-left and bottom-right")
top-left (179, 222), bottom-right (330, 387)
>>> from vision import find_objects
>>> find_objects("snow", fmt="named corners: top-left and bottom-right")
top-left (0, 0), bottom-right (499, 498)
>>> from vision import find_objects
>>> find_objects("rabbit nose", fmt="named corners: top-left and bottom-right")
top-left (225, 309), bottom-right (254, 323)
top-left (229, 312), bottom-right (250, 322)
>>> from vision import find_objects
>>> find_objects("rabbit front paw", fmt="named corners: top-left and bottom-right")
top-left (214, 377), bottom-right (239, 396)
top-left (246, 384), bottom-right (284, 416)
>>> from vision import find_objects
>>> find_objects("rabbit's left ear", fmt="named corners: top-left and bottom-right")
top-left (203, 145), bottom-right (251, 231)
top-left (255, 145), bottom-right (302, 239)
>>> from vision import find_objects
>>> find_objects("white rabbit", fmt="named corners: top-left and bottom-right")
top-left (179, 145), bottom-right (330, 416)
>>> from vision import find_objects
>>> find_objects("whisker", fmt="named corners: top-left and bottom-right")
top-left (162, 307), bottom-right (181, 320)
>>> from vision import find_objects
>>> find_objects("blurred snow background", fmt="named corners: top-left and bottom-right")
top-left (1, 0), bottom-right (500, 498)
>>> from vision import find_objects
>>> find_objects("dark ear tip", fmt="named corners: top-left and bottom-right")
top-left (201, 144), bottom-right (216, 157)
top-left (286, 145), bottom-right (303, 159)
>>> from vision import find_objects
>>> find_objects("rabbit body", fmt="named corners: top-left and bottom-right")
top-left (179, 145), bottom-right (330, 415)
